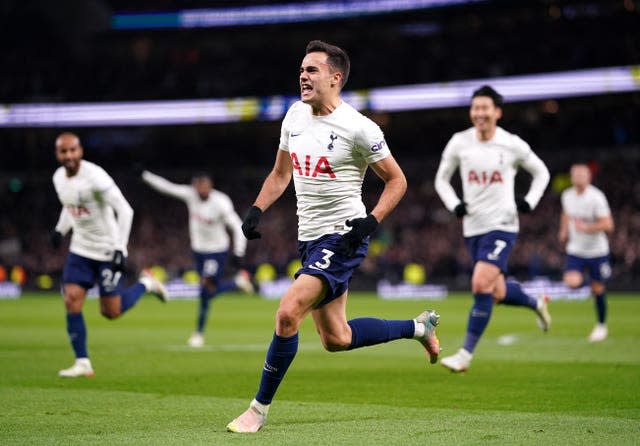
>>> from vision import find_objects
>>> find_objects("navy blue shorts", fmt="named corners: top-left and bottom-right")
top-left (464, 230), bottom-right (517, 273)
top-left (565, 254), bottom-right (611, 283)
top-left (62, 252), bottom-right (125, 297)
top-left (296, 233), bottom-right (369, 309)
top-left (193, 251), bottom-right (227, 282)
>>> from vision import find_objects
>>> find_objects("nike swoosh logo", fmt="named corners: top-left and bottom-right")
top-left (291, 132), bottom-right (302, 137)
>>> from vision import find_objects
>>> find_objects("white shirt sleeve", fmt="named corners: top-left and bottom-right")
top-left (434, 136), bottom-right (463, 212)
top-left (220, 197), bottom-right (247, 257)
top-left (103, 186), bottom-right (134, 253)
top-left (594, 189), bottom-right (611, 218)
top-left (142, 170), bottom-right (192, 201)
top-left (353, 117), bottom-right (390, 164)
top-left (55, 207), bottom-right (73, 235)
top-left (279, 101), bottom-right (299, 152)
top-left (519, 147), bottom-right (550, 209)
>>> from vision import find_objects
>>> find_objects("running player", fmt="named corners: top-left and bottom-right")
top-left (434, 85), bottom-right (551, 372)
top-left (559, 163), bottom-right (614, 342)
top-left (226, 40), bottom-right (440, 433)
top-left (141, 170), bottom-right (253, 347)
top-left (51, 132), bottom-right (168, 378)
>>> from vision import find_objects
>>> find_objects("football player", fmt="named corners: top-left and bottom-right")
top-left (559, 163), bottom-right (614, 342)
top-left (434, 86), bottom-right (551, 372)
top-left (226, 40), bottom-right (440, 433)
top-left (141, 169), bottom-right (253, 347)
top-left (52, 132), bottom-right (168, 377)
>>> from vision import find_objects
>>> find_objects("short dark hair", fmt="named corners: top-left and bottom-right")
top-left (305, 40), bottom-right (350, 88)
top-left (472, 85), bottom-right (503, 108)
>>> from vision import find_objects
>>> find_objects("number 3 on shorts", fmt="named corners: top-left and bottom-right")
top-left (314, 249), bottom-right (334, 270)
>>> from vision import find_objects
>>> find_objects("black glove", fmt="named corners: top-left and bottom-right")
top-left (50, 230), bottom-right (63, 249)
top-left (453, 202), bottom-right (467, 218)
top-left (111, 250), bottom-right (126, 272)
top-left (338, 214), bottom-right (378, 257)
top-left (242, 206), bottom-right (263, 240)
top-left (516, 198), bottom-right (532, 213)
top-left (229, 254), bottom-right (243, 270)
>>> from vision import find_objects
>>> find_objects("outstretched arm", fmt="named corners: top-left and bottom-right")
top-left (142, 170), bottom-right (191, 201)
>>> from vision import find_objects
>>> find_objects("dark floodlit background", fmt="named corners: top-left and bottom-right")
top-left (1, 0), bottom-right (639, 292)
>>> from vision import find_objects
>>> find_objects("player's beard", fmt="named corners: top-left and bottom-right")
top-left (63, 158), bottom-right (80, 175)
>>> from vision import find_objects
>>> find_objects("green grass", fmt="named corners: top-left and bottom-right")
top-left (1, 292), bottom-right (639, 445)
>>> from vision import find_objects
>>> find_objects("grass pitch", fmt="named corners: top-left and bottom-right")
top-left (1, 291), bottom-right (639, 445)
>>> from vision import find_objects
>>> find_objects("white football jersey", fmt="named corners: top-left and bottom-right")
top-left (435, 127), bottom-right (549, 237)
top-left (53, 160), bottom-right (133, 261)
top-left (142, 171), bottom-right (246, 256)
top-left (561, 184), bottom-right (611, 257)
top-left (279, 101), bottom-right (390, 241)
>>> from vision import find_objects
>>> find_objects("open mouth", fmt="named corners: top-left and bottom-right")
top-left (300, 84), bottom-right (312, 93)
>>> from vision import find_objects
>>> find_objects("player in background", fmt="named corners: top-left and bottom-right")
top-left (226, 40), bottom-right (440, 433)
top-left (558, 163), bottom-right (614, 342)
top-left (141, 170), bottom-right (254, 347)
top-left (434, 86), bottom-right (551, 373)
top-left (51, 132), bottom-right (168, 378)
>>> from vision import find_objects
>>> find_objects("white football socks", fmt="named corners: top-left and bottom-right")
top-left (413, 320), bottom-right (425, 338)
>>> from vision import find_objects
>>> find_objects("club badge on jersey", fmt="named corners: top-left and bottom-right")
top-left (327, 132), bottom-right (338, 150)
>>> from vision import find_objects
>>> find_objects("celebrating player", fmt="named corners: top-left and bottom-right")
top-left (558, 163), bottom-right (614, 342)
top-left (434, 86), bottom-right (551, 373)
top-left (226, 40), bottom-right (440, 433)
top-left (51, 132), bottom-right (168, 378)
top-left (141, 170), bottom-right (253, 347)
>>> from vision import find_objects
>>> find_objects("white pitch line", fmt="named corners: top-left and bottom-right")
top-left (166, 342), bottom-right (323, 352)
top-left (496, 334), bottom-right (519, 346)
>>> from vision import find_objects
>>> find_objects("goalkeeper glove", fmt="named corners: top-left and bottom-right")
top-left (242, 206), bottom-right (263, 240)
top-left (338, 215), bottom-right (378, 257)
